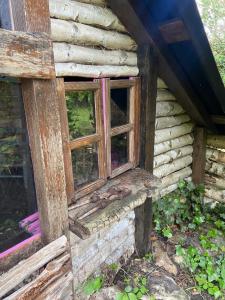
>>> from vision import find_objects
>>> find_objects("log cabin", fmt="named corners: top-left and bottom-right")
top-left (0, 0), bottom-right (225, 298)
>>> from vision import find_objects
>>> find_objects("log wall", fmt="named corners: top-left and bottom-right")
top-left (204, 135), bottom-right (225, 204)
top-left (153, 78), bottom-right (195, 197)
top-left (50, 0), bottom-right (139, 77)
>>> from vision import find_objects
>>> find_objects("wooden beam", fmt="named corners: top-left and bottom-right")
top-left (2, 0), bottom-right (69, 243)
top-left (211, 115), bottom-right (225, 125)
top-left (159, 19), bottom-right (190, 44)
top-left (108, 0), bottom-right (215, 130)
top-left (134, 45), bottom-right (158, 256)
top-left (192, 127), bottom-right (207, 185)
top-left (0, 28), bottom-right (55, 78)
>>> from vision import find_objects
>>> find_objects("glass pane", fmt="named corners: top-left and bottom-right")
top-left (111, 133), bottom-right (128, 170)
top-left (111, 88), bottom-right (129, 127)
top-left (0, 79), bottom-right (37, 253)
top-left (71, 143), bottom-right (99, 189)
top-left (66, 91), bottom-right (96, 140)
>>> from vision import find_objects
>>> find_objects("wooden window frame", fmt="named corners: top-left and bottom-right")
top-left (58, 77), bottom-right (140, 204)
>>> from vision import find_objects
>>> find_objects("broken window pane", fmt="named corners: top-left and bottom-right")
top-left (111, 133), bottom-right (129, 170)
top-left (111, 88), bottom-right (129, 128)
top-left (66, 91), bottom-right (96, 140)
top-left (71, 143), bottom-right (99, 189)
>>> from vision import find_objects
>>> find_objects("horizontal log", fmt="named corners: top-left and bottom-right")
top-left (0, 236), bottom-right (68, 298)
top-left (154, 134), bottom-right (194, 156)
top-left (157, 78), bottom-right (167, 89)
top-left (155, 114), bottom-right (191, 130)
top-left (154, 145), bottom-right (193, 168)
top-left (207, 134), bottom-right (225, 150)
top-left (160, 183), bottom-right (178, 197)
top-left (49, 0), bottom-right (126, 32)
top-left (156, 101), bottom-right (185, 117)
top-left (53, 42), bottom-right (137, 66)
top-left (7, 253), bottom-right (71, 299)
top-left (157, 90), bottom-right (176, 101)
top-left (55, 63), bottom-right (139, 77)
top-left (205, 185), bottom-right (225, 203)
top-left (205, 174), bottom-right (225, 190)
top-left (161, 167), bottom-right (192, 189)
top-left (75, 0), bottom-right (107, 6)
top-left (206, 147), bottom-right (225, 164)
top-left (205, 161), bottom-right (225, 178)
top-left (153, 155), bottom-right (192, 178)
top-left (0, 28), bottom-right (55, 79)
top-left (51, 19), bottom-right (137, 51)
top-left (155, 123), bottom-right (194, 144)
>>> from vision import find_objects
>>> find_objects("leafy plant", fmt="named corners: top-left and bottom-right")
top-left (83, 276), bottom-right (104, 296)
top-left (116, 276), bottom-right (150, 300)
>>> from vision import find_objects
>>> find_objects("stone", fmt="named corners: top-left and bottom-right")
top-left (173, 254), bottom-right (184, 266)
top-left (152, 240), bottom-right (178, 276)
top-left (89, 286), bottom-right (120, 300)
top-left (148, 272), bottom-right (190, 300)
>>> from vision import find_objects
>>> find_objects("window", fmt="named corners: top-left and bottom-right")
top-left (58, 78), bottom-right (140, 203)
top-left (0, 79), bottom-right (37, 255)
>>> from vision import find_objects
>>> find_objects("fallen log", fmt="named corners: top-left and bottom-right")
top-left (153, 155), bottom-right (192, 178)
top-left (154, 134), bottom-right (194, 156)
top-left (155, 123), bottom-right (194, 144)
top-left (205, 185), bottom-right (225, 203)
top-left (207, 134), bottom-right (225, 150)
top-left (206, 147), bottom-right (225, 164)
top-left (55, 63), bottom-right (139, 77)
top-left (157, 90), bottom-right (176, 102)
top-left (160, 167), bottom-right (192, 189)
top-left (154, 146), bottom-right (193, 168)
top-left (53, 42), bottom-right (137, 66)
top-left (157, 78), bottom-right (167, 89)
top-left (205, 161), bottom-right (225, 178)
top-left (156, 101), bottom-right (185, 117)
top-left (155, 114), bottom-right (191, 130)
top-left (49, 0), bottom-right (126, 32)
top-left (51, 19), bottom-right (137, 51)
top-left (205, 174), bottom-right (225, 190)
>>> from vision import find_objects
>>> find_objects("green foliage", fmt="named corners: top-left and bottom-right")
top-left (198, 0), bottom-right (225, 84)
top-left (153, 180), bottom-right (205, 236)
top-left (116, 276), bottom-right (150, 300)
top-left (83, 276), bottom-right (104, 296)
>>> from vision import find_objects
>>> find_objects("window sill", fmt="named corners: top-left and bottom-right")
top-left (68, 168), bottom-right (161, 239)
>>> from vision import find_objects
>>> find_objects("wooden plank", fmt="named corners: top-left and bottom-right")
top-left (64, 81), bottom-right (99, 91)
top-left (0, 28), bottom-right (55, 78)
top-left (69, 134), bottom-right (101, 150)
top-left (110, 79), bottom-right (135, 89)
top-left (6, 0), bottom-right (69, 243)
top-left (57, 78), bottom-right (74, 204)
top-left (159, 19), bottom-right (190, 44)
top-left (134, 45), bottom-right (158, 256)
top-left (192, 127), bottom-right (207, 185)
top-left (0, 236), bottom-right (68, 299)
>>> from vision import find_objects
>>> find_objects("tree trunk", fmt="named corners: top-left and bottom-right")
top-left (155, 123), bottom-right (194, 144)
top-left (156, 101), bottom-right (185, 117)
top-left (53, 42), bottom-right (137, 66)
top-left (161, 167), bottom-right (192, 188)
top-left (49, 0), bottom-right (126, 32)
top-left (154, 145), bottom-right (193, 168)
top-left (206, 147), bottom-right (225, 164)
top-left (153, 155), bottom-right (192, 178)
top-left (75, 0), bottom-right (107, 7)
top-left (155, 114), bottom-right (191, 130)
top-left (207, 134), bottom-right (225, 150)
top-left (51, 18), bottom-right (137, 51)
top-left (154, 134), bottom-right (194, 156)
top-left (55, 62), bottom-right (138, 77)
